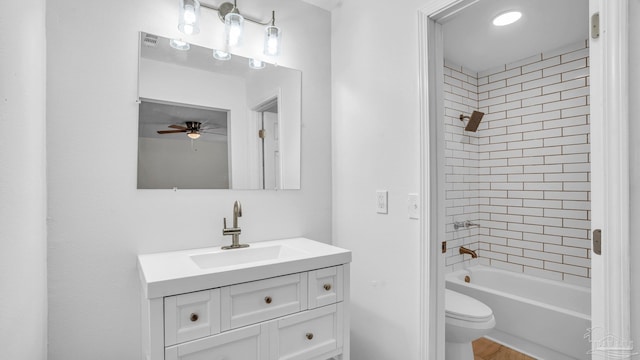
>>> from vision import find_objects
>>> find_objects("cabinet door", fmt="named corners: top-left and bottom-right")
top-left (221, 273), bottom-right (307, 331)
top-left (165, 323), bottom-right (268, 360)
top-left (165, 289), bottom-right (221, 346)
top-left (269, 303), bottom-right (343, 360)
top-left (308, 266), bottom-right (343, 308)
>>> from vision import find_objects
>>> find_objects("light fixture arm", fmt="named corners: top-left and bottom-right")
top-left (201, 1), bottom-right (275, 26)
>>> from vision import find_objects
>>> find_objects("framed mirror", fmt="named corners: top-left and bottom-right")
top-left (137, 32), bottom-right (301, 190)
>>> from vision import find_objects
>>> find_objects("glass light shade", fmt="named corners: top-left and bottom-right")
top-left (178, 0), bottom-right (200, 35)
top-left (263, 25), bottom-right (281, 57)
top-left (213, 49), bottom-right (231, 61)
top-left (492, 11), bottom-right (522, 26)
top-left (187, 131), bottom-right (201, 139)
top-left (169, 39), bottom-right (190, 51)
top-left (224, 13), bottom-right (244, 48)
top-left (249, 58), bottom-right (265, 69)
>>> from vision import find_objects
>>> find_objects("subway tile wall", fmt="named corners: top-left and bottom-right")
top-left (444, 41), bottom-right (591, 287)
top-left (444, 63), bottom-right (481, 271)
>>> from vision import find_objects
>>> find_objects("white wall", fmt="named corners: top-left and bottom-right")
top-left (332, 1), bottom-right (424, 358)
top-left (45, 0), bottom-right (331, 358)
top-left (0, 0), bottom-right (47, 359)
top-left (629, 0), bottom-right (640, 354)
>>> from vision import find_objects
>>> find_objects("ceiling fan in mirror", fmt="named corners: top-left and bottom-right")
top-left (157, 121), bottom-right (225, 139)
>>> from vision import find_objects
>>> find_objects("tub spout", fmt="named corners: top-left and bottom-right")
top-left (459, 246), bottom-right (478, 258)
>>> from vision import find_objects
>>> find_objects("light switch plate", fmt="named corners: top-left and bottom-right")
top-left (376, 190), bottom-right (388, 214)
top-left (408, 193), bottom-right (419, 219)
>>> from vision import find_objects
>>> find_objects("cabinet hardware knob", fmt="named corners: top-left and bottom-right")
top-left (323, 283), bottom-right (332, 291)
top-left (264, 296), bottom-right (272, 304)
top-left (306, 333), bottom-right (314, 340)
top-left (190, 313), bottom-right (199, 322)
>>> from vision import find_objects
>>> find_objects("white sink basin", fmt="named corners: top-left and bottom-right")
top-left (190, 244), bottom-right (309, 269)
top-left (138, 237), bottom-right (352, 299)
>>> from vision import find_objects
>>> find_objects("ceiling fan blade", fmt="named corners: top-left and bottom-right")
top-left (169, 124), bottom-right (188, 130)
top-left (157, 129), bottom-right (187, 134)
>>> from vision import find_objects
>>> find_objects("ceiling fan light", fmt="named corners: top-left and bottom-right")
top-left (187, 131), bottom-right (201, 139)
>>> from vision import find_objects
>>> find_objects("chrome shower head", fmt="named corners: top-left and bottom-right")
top-left (459, 111), bottom-right (485, 132)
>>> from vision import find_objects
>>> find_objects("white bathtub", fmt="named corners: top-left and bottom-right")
top-left (446, 265), bottom-right (591, 360)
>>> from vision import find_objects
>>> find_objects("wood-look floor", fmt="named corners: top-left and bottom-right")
top-left (473, 337), bottom-right (537, 360)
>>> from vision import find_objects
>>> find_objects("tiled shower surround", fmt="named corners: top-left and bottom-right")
top-left (444, 41), bottom-right (591, 287)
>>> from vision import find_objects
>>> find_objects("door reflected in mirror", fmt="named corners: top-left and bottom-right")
top-left (137, 32), bottom-right (301, 190)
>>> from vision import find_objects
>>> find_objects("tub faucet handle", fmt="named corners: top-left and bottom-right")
top-left (464, 220), bottom-right (480, 228)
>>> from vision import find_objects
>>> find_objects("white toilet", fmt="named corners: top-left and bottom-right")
top-left (445, 289), bottom-right (496, 360)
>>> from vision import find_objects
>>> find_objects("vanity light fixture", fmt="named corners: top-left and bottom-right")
top-left (263, 13), bottom-right (281, 57)
top-left (249, 58), bottom-right (265, 69)
top-left (225, 12), bottom-right (244, 48)
top-left (169, 38), bottom-right (191, 51)
top-left (178, 0), bottom-right (201, 35)
top-left (176, 0), bottom-right (281, 60)
top-left (213, 49), bottom-right (231, 60)
top-left (492, 11), bottom-right (522, 26)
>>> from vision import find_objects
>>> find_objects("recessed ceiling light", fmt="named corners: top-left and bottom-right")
top-left (492, 11), bottom-right (522, 26)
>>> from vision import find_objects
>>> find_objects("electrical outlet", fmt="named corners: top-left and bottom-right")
top-left (376, 190), bottom-right (388, 214)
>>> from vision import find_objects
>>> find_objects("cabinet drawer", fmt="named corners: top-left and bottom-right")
top-left (308, 266), bottom-right (343, 308)
top-left (269, 303), bottom-right (343, 360)
top-left (165, 289), bottom-right (221, 346)
top-left (165, 323), bottom-right (268, 360)
top-left (221, 273), bottom-right (307, 331)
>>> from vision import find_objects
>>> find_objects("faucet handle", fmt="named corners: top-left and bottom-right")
top-left (464, 220), bottom-right (480, 228)
top-left (223, 217), bottom-right (227, 229)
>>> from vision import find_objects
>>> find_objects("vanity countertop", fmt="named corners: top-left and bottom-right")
top-left (138, 237), bottom-right (352, 299)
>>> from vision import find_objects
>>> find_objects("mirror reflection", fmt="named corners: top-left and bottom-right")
top-left (137, 32), bottom-right (301, 190)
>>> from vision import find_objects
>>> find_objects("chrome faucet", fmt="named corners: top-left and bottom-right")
top-left (464, 220), bottom-right (480, 228)
top-left (453, 220), bottom-right (481, 230)
top-left (222, 201), bottom-right (249, 249)
top-left (459, 246), bottom-right (478, 259)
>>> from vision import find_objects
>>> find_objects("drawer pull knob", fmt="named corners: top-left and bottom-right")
top-left (190, 313), bottom-right (199, 322)
top-left (323, 283), bottom-right (332, 291)
top-left (306, 333), bottom-right (314, 340)
top-left (264, 296), bottom-right (272, 304)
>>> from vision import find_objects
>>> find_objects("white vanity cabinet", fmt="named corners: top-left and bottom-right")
top-left (138, 239), bottom-right (351, 360)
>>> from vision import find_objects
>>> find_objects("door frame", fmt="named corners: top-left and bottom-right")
top-left (417, 1), bottom-right (632, 359)
top-left (250, 89), bottom-right (282, 189)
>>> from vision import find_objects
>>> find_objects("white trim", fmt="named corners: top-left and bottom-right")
top-left (417, 11), bottom-right (433, 360)
top-left (589, 0), bottom-right (632, 358)
top-left (418, 3), bottom-right (476, 359)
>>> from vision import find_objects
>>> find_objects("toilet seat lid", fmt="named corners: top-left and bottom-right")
top-left (445, 289), bottom-right (493, 323)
